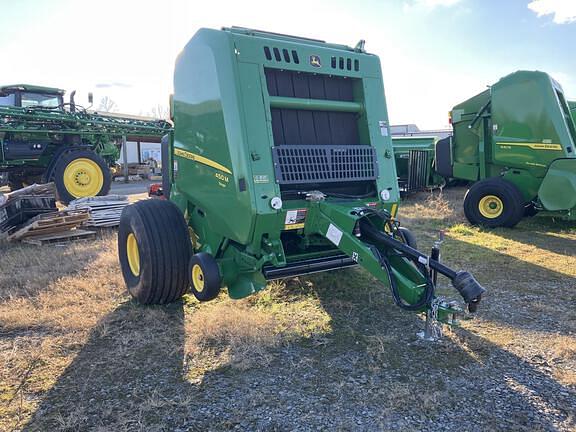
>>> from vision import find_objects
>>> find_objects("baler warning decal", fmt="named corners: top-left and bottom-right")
top-left (174, 148), bottom-right (232, 174)
top-left (284, 209), bottom-right (307, 230)
top-left (326, 224), bottom-right (343, 246)
top-left (497, 142), bottom-right (562, 151)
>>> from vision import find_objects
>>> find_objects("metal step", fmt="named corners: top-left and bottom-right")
top-left (263, 254), bottom-right (356, 280)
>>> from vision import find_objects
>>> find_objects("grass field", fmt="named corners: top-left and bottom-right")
top-left (1, 187), bottom-right (575, 431)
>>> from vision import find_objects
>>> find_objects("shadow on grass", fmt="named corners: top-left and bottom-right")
top-left (496, 216), bottom-right (576, 257)
top-left (0, 231), bottom-right (112, 302)
top-left (20, 240), bottom-right (575, 431)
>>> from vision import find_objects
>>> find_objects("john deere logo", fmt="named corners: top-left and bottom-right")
top-left (309, 55), bottom-right (321, 68)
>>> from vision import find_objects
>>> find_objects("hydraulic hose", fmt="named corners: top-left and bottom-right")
top-left (358, 217), bottom-right (486, 309)
top-left (361, 220), bottom-right (435, 311)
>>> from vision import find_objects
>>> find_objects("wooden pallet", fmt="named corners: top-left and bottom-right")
top-left (7, 210), bottom-right (89, 241)
top-left (21, 229), bottom-right (96, 245)
top-left (67, 196), bottom-right (129, 227)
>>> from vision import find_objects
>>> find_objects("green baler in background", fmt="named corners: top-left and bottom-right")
top-left (392, 136), bottom-right (445, 193)
top-left (117, 27), bottom-right (485, 332)
top-left (435, 71), bottom-right (576, 227)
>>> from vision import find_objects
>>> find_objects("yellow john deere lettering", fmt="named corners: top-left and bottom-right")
top-left (497, 142), bottom-right (562, 151)
top-left (174, 148), bottom-right (232, 174)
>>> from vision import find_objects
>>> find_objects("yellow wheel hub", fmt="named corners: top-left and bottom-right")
top-left (126, 233), bottom-right (140, 276)
top-left (192, 264), bottom-right (205, 292)
top-left (478, 195), bottom-right (504, 219)
top-left (63, 158), bottom-right (104, 198)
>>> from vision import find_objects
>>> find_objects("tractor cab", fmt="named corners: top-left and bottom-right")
top-left (0, 85), bottom-right (65, 109)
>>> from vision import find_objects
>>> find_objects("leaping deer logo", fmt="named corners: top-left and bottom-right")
top-left (309, 55), bottom-right (322, 68)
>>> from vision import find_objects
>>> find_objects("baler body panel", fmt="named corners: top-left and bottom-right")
top-left (172, 28), bottom-right (400, 261)
top-left (538, 158), bottom-right (576, 212)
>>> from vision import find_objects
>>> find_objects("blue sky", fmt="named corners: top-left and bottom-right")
top-left (0, 0), bottom-right (574, 128)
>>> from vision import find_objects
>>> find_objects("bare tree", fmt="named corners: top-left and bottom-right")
top-left (98, 96), bottom-right (118, 112)
top-left (149, 104), bottom-right (170, 120)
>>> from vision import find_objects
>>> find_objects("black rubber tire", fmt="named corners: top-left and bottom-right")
top-left (53, 150), bottom-right (111, 204)
top-left (463, 178), bottom-right (525, 228)
top-left (189, 252), bottom-right (221, 302)
top-left (118, 199), bottom-right (192, 305)
top-left (398, 227), bottom-right (418, 249)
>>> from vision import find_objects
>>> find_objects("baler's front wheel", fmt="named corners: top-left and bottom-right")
top-left (118, 199), bottom-right (192, 304)
top-left (53, 150), bottom-right (111, 204)
top-left (189, 253), bottom-right (221, 301)
top-left (463, 178), bottom-right (524, 228)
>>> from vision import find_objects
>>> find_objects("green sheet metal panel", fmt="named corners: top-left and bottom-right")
top-left (450, 88), bottom-right (490, 168)
top-left (538, 158), bottom-right (576, 211)
top-left (491, 71), bottom-right (572, 178)
top-left (172, 28), bottom-right (400, 255)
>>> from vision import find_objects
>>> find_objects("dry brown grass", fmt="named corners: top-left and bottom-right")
top-left (184, 303), bottom-right (280, 372)
top-left (0, 231), bottom-right (124, 429)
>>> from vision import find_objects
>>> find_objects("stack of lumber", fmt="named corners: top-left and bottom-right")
top-left (7, 209), bottom-right (93, 245)
top-left (0, 183), bottom-right (57, 234)
top-left (66, 195), bottom-right (129, 227)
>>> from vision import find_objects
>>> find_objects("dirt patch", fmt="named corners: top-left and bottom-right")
top-left (1, 188), bottom-right (575, 431)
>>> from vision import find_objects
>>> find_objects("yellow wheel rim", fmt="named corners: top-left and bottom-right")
top-left (126, 233), bottom-right (140, 276)
top-left (63, 158), bottom-right (104, 198)
top-left (478, 195), bottom-right (504, 219)
top-left (192, 264), bottom-right (205, 292)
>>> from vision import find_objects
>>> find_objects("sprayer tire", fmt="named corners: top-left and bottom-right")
top-left (118, 199), bottom-right (192, 304)
top-left (398, 227), bottom-right (418, 249)
top-left (463, 178), bottom-right (525, 228)
top-left (53, 150), bottom-right (111, 204)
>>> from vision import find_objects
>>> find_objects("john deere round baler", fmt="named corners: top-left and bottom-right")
top-left (118, 27), bottom-right (485, 330)
top-left (436, 71), bottom-right (576, 228)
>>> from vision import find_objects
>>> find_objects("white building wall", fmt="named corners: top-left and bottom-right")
top-left (117, 141), bottom-right (162, 166)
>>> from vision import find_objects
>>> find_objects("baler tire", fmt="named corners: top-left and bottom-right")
top-left (118, 199), bottom-right (192, 305)
top-left (53, 150), bottom-right (111, 204)
top-left (189, 253), bottom-right (221, 302)
top-left (398, 227), bottom-right (418, 249)
top-left (463, 178), bottom-right (524, 228)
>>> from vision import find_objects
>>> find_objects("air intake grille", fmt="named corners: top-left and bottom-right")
top-left (272, 145), bottom-right (378, 184)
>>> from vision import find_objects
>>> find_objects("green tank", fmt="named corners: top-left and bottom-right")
top-left (117, 27), bottom-right (485, 335)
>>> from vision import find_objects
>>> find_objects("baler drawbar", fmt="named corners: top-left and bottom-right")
top-left (117, 27), bottom-right (486, 334)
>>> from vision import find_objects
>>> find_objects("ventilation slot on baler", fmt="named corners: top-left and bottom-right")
top-left (331, 56), bottom-right (360, 71)
top-left (264, 47), bottom-right (300, 64)
top-left (272, 146), bottom-right (378, 184)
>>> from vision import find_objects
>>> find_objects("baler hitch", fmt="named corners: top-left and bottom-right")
top-left (358, 209), bottom-right (486, 312)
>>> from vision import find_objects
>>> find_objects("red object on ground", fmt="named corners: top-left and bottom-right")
top-left (148, 183), bottom-right (164, 199)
